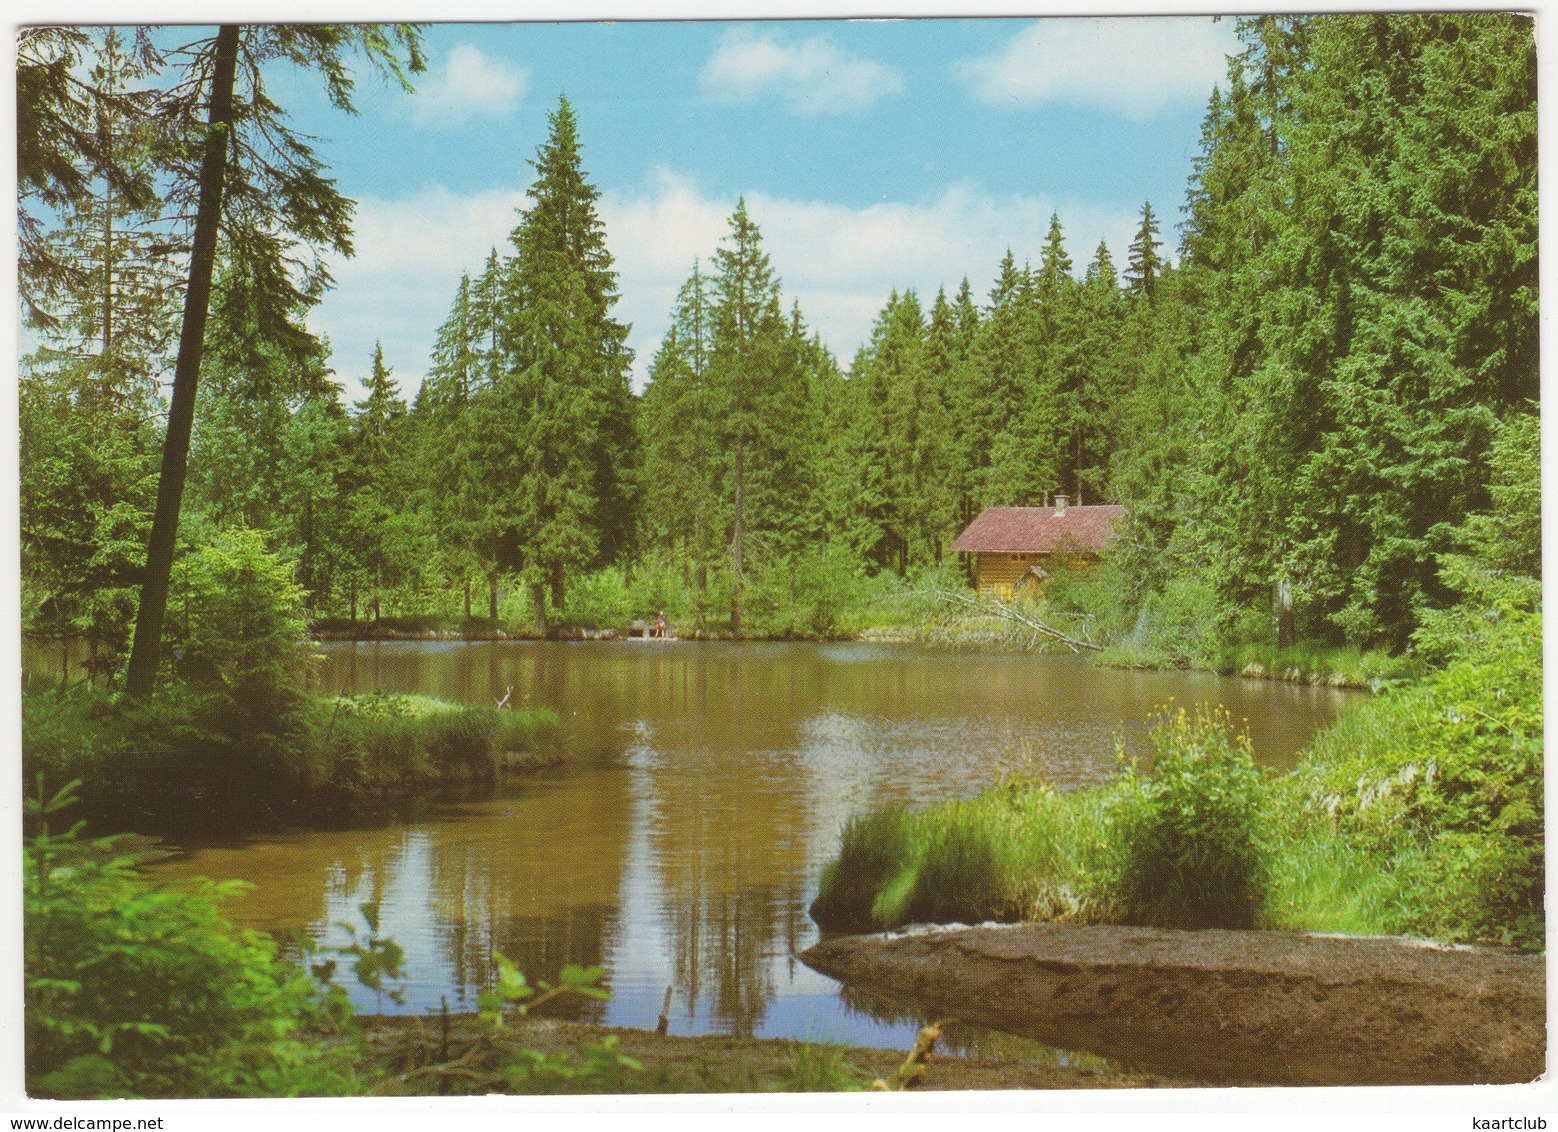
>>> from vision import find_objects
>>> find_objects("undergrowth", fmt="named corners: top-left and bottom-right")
top-left (21, 684), bottom-right (563, 834)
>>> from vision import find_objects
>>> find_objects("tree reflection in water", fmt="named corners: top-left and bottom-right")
top-left (149, 641), bottom-right (1353, 1043)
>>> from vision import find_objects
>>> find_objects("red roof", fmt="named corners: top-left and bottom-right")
top-left (950, 505), bottom-right (1125, 554)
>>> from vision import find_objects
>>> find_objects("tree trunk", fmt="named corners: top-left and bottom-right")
top-left (464, 579), bottom-right (472, 620)
top-left (731, 439), bottom-right (744, 636)
top-left (1275, 580), bottom-right (1295, 650)
top-left (549, 563), bottom-right (565, 611)
top-left (124, 24), bottom-right (240, 698)
top-left (489, 576), bottom-right (499, 622)
top-left (531, 581), bottom-right (548, 634)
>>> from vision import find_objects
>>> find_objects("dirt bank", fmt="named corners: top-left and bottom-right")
top-left (800, 923), bottom-right (1546, 1087)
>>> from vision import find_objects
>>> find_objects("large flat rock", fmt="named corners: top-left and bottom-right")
top-left (800, 922), bottom-right (1546, 1086)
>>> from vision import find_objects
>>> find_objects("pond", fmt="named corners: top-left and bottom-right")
top-left (149, 640), bottom-right (1358, 1053)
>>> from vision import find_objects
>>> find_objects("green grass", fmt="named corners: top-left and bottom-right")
top-left (1213, 641), bottom-right (1421, 689)
top-left (811, 780), bottom-right (1116, 931)
top-left (777, 1042), bottom-right (868, 1092)
top-left (1097, 638), bottom-right (1419, 689)
top-left (310, 694), bottom-right (565, 800)
top-left (22, 684), bottom-right (565, 835)
top-left (814, 618), bottom-right (1543, 949)
top-left (1259, 828), bottom-right (1416, 936)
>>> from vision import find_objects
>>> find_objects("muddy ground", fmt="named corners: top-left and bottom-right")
top-left (361, 1012), bottom-right (1203, 1093)
top-left (358, 923), bottom-right (1543, 1094)
top-left (800, 923), bottom-right (1547, 1087)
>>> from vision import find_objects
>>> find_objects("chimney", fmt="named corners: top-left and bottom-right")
top-left (1054, 494), bottom-right (1069, 516)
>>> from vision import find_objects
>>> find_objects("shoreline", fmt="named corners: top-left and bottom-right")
top-left (358, 1013), bottom-right (1206, 1093)
top-left (308, 624), bottom-right (1385, 690)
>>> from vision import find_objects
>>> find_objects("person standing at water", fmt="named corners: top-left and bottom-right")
top-left (656, 611), bottom-right (668, 638)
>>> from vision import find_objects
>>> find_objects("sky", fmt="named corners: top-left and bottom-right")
top-left (256, 15), bottom-right (1242, 400)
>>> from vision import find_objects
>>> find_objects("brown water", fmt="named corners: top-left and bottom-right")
top-left (149, 640), bottom-right (1357, 1052)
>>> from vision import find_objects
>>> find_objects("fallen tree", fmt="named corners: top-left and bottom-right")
top-left (927, 589), bottom-right (1103, 652)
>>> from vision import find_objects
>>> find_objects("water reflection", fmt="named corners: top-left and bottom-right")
top-left (150, 641), bottom-right (1358, 1048)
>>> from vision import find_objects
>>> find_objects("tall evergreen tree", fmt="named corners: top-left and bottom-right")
top-left (420, 272), bottom-right (486, 414)
top-left (941, 277), bottom-right (984, 529)
top-left (1124, 201), bottom-right (1164, 300)
top-left (124, 24), bottom-right (425, 696)
top-left (492, 95), bottom-right (637, 627)
top-left (18, 26), bottom-right (165, 333)
top-left (342, 343), bottom-right (412, 621)
top-left (641, 262), bottom-right (721, 597)
top-left (32, 28), bottom-right (181, 402)
top-left (706, 199), bottom-right (813, 633)
top-left (1074, 239), bottom-right (1128, 499)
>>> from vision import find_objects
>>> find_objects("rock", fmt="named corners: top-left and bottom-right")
top-left (800, 922), bottom-right (1545, 1086)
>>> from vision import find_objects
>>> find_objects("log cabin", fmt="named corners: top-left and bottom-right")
top-left (951, 497), bottom-right (1125, 599)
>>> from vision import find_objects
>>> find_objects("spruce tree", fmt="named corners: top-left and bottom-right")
top-left (1075, 239), bottom-right (1127, 498)
top-left (1124, 201), bottom-right (1164, 300)
top-left (34, 28), bottom-right (180, 404)
top-left (421, 272), bottom-right (485, 414)
top-left (344, 343), bottom-right (410, 622)
top-left (641, 262), bottom-right (721, 598)
top-left (707, 199), bottom-right (789, 634)
top-left (495, 95), bottom-right (636, 627)
top-left (942, 278), bottom-right (984, 528)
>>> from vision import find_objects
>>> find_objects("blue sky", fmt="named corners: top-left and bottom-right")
top-left (253, 15), bottom-right (1244, 398)
top-left (41, 14), bottom-right (1246, 398)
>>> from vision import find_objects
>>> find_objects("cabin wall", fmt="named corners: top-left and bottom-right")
top-left (973, 552), bottom-right (1099, 599)
top-left (973, 553), bottom-right (1041, 599)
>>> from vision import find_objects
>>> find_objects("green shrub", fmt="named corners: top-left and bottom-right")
top-left (552, 567), bottom-right (635, 629)
top-left (624, 561), bottom-right (699, 625)
top-left (163, 527), bottom-right (315, 741)
top-left (1041, 556), bottom-right (1136, 646)
top-left (1274, 608), bottom-right (1543, 947)
top-left (853, 562), bottom-right (967, 630)
top-left (1102, 705), bottom-right (1268, 928)
top-left (740, 549), bottom-right (869, 639)
top-left (25, 783), bottom-right (358, 1099)
top-left (1122, 575), bottom-right (1230, 667)
top-left (21, 682), bottom-right (108, 791)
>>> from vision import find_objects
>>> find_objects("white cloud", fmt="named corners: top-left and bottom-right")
top-left (308, 185), bottom-right (527, 397)
top-left (600, 169), bottom-right (1142, 377)
top-left (958, 17), bottom-right (1236, 120)
top-left (701, 27), bottom-right (903, 115)
top-left (310, 171), bottom-right (1145, 400)
top-left (410, 43), bottom-right (529, 126)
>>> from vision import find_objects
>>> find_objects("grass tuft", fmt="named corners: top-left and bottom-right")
top-left (814, 614), bottom-right (1543, 950)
